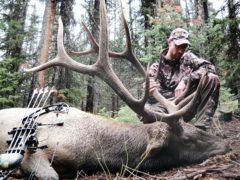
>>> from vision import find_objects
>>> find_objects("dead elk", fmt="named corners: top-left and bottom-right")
top-left (0, 0), bottom-right (229, 179)
top-left (0, 107), bottom-right (228, 179)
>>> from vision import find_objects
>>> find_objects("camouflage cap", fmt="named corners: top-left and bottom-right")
top-left (169, 28), bottom-right (190, 46)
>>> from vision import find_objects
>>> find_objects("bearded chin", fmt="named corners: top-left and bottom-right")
top-left (176, 53), bottom-right (183, 60)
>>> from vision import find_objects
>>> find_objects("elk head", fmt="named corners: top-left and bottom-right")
top-left (24, 0), bottom-right (210, 125)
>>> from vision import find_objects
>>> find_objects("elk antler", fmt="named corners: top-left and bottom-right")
top-left (69, 2), bottom-right (145, 76)
top-left (25, 0), bottom-right (149, 119)
top-left (24, 0), bottom-right (206, 124)
top-left (152, 71), bottom-right (209, 119)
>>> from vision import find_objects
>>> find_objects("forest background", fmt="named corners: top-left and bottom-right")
top-left (0, 0), bottom-right (239, 122)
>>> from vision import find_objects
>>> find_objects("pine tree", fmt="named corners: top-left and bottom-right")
top-left (0, 0), bottom-right (28, 108)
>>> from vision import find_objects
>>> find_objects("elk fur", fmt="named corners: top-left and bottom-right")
top-left (0, 107), bottom-right (228, 179)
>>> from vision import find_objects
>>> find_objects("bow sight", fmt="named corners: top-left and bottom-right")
top-left (0, 87), bottom-right (69, 179)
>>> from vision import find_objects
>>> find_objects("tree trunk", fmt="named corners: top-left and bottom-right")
top-left (226, 0), bottom-right (240, 95)
top-left (155, 0), bottom-right (164, 9)
top-left (193, 0), bottom-right (203, 26)
top-left (227, 0), bottom-right (239, 59)
top-left (202, 0), bottom-right (209, 22)
top-left (26, 74), bottom-right (37, 107)
top-left (111, 94), bottom-right (116, 118)
top-left (86, 77), bottom-right (96, 112)
top-left (184, 0), bottom-right (190, 27)
top-left (140, 0), bottom-right (155, 47)
top-left (85, 0), bottom-right (100, 113)
top-left (37, 0), bottom-right (56, 88)
top-left (55, 0), bottom-right (75, 90)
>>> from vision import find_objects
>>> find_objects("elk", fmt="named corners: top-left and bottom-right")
top-left (0, 0), bottom-right (228, 179)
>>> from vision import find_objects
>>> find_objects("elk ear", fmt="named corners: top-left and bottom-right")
top-left (142, 122), bottom-right (169, 158)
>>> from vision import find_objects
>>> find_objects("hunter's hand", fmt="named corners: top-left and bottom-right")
top-left (175, 80), bottom-right (186, 97)
top-left (143, 79), bottom-right (159, 96)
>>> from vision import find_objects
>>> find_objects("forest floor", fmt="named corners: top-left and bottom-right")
top-left (79, 113), bottom-right (240, 180)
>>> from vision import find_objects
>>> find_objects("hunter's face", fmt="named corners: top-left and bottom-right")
top-left (169, 41), bottom-right (188, 60)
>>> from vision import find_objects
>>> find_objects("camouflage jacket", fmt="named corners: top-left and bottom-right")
top-left (148, 48), bottom-right (217, 103)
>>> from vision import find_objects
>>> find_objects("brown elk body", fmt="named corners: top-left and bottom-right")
top-left (0, 0), bottom-right (229, 179)
top-left (0, 108), bottom-right (228, 179)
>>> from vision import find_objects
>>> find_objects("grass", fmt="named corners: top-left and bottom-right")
top-left (218, 100), bottom-right (238, 113)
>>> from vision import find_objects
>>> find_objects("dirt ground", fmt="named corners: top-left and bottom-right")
top-left (78, 115), bottom-right (240, 180)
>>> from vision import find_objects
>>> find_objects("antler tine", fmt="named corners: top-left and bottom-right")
top-left (69, 22), bottom-right (99, 56)
top-left (141, 64), bottom-right (151, 103)
top-left (151, 80), bottom-right (195, 119)
top-left (24, 18), bottom-right (95, 74)
top-left (152, 90), bottom-right (178, 114)
top-left (130, 65), bottom-right (151, 119)
top-left (174, 70), bottom-right (212, 109)
top-left (176, 92), bottom-right (195, 110)
top-left (96, 0), bottom-right (147, 108)
top-left (149, 71), bottom-right (209, 123)
top-left (24, 18), bottom-right (63, 72)
top-left (173, 71), bottom-right (193, 105)
top-left (69, 1), bottom-right (145, 76)
top-left (177, 71), bottom-right (212, 111)
top-left (167, 71), bottom-right (209, 119)
top-left (118, 1), bottom-right (146, 76)
top-left (98, 0), bottom-right (108, 65)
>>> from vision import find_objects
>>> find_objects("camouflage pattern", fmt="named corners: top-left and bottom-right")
top-left (169, 28), bottom-right (190, 46)
top-left (147, 49), bottom-right (220, 125)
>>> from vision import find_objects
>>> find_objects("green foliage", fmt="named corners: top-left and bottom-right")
top-left (219, 84), bottom-right (238, 112)
top-left (114, 106), bottom-right (140, 123)
top-left (97, 106), bottom-right (140, 123)
top-left (1, 14), bottom-right (26, 57)
top-left (202, 16), bottom-right (240, 95)
top-left (219, 81), bottom-right (234, 103)
top-left (98, 107), bottom-right (112, 119)
top-left (0, 58), bottom-right (21, 108)
top-left (141, 5), bottom-right (186, 63)
top-left (59, 87), bottom-right (86, 106)
top-left (187, 27), bottom-right (208, 58)
top-left (140, 4), bottom-right (239, 108)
